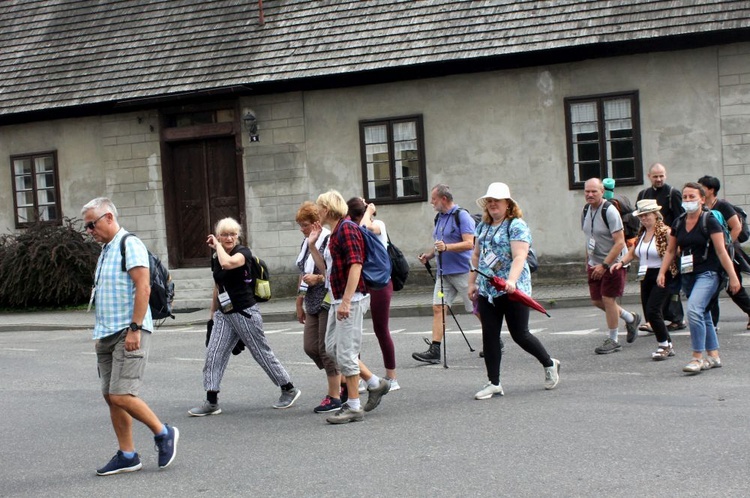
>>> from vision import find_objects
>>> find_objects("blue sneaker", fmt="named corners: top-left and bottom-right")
top-left (96, 450), bottom-right (142, 476)
top-left (154, 424), bottom-right (179, 469)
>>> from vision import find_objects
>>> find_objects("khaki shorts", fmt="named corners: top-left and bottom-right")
top-left (96, 329), bottom-right (151, 396)
top-left (432, 272), bottom-right (474, 313)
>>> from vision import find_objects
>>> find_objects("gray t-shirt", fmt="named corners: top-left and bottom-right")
top-left (582, 202), bottom-right (627, 266)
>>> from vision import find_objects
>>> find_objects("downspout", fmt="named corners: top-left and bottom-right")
top-left (258, 0), bottom-right (265, 25)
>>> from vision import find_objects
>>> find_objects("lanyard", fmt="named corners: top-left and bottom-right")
top-left (94, 243), bottom-right (110, 287)
top-left (590, 204), bottom-right (601, 234)
top-left (636, 233), bottom-right (655, 262)
top-left (481, 221), bottom-right (505, 255)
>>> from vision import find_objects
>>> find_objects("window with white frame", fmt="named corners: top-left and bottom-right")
top-left (565, 92), bottom-right (643, 189)
top-left (11, 151), bottom-right (61, 227)
top-left (359, 115), bottom-right (427, 204)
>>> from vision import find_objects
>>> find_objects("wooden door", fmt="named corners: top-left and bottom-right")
top-left (170, 137), bottom-right (241, 267)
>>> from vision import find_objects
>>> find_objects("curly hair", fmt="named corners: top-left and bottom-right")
top-left (296, 201), bottom-right (320, 224)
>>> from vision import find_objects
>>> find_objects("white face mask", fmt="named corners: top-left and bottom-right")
top-left (682, 201), bottom-right (700, 213)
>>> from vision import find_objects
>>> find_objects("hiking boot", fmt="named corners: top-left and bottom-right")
top-left (273, 387), bottom-right (301, 409)
top-left (412, 342), bottom-right (441, 364)
top-left (682, 358), bottom-right (708, 374)
top-left (651, 345), bottom-right (675, 361)
top-left (474, 382), bottom-right (504, 400)
top-left (706, 356), bottom-right (722, 369)
top-left (96, 451), bottom-right (142, 476)
top-left (313, 395), bottom-right (342, 414)
top-left (544, 358), bottom-right (561, 390)
top-left (595, 338), bottom-right (622, 354)
top-left (626, 312), bottom-right (641, 343)
top-left (154, 424), bottom-right (179, 469)
top-left (188, 401), bottom-right (221, 417)
top-left (364, 378), bottom-right (390, 412)
top-left (326, 403), bottom-right (364, 424)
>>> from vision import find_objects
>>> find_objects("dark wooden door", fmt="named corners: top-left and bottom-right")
top-left (170, 137), bottom-right (241, 267)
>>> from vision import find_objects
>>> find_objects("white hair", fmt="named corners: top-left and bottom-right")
top-left (81, 197), bottom-right (118, 218)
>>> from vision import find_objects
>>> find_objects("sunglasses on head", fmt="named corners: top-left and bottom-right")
top-left (85, 213), bottom-right (108, 231)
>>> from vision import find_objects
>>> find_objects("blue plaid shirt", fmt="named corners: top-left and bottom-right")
top-left (92, 228), bottom-right (153, 339)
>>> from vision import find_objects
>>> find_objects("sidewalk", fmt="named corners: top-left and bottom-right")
top-left (0, 281), bottom-right (643, 332)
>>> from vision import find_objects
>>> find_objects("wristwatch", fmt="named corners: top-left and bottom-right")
top-left (601, 262), bottom-right (610, 270)
top-left (129, 322), bottom-right (142, 332)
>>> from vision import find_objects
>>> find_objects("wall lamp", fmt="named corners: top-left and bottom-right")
top-left (242, 109), bottom-right (259, 142)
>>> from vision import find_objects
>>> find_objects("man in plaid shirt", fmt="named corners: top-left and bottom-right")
top-left (82, 197), bottom-right (178, 476)
top-left (308, 190), bottom-right (390, 424)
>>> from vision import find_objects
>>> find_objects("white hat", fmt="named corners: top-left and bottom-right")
top-left (632, 198), bottom-right (662, 216)
top-left (476, 182), bottom-right (515, 209)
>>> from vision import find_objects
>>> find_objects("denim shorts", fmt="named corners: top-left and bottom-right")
top-left (96, 328), bottom-right (151, 396)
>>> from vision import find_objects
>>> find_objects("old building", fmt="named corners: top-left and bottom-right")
top-left (1, 0), bottom-right (749, 306)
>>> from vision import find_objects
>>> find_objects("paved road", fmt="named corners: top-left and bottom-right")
top-left (1, 302), bottom-right (749, 497)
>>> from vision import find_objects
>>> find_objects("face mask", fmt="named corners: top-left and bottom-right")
top-left (682, 201), bottom-right (700, 213)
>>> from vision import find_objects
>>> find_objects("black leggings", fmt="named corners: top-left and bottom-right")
top-left (640, 268), bottom-right (672, 344)
top-left (478, 294), bottom-right (552, 385)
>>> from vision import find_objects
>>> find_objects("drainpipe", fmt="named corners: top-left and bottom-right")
top-left (259, 0), bottom-right (265, 25)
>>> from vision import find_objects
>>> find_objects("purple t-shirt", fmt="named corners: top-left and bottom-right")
top-left (433, 206), bottom-right (475, 275)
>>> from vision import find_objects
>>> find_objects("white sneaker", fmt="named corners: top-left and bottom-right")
top-left (544, 358), bottom-right (561, 390)
top-left (386, 377), bottom-right (400, 391)
top-left (474, 382), bottom-right (504, 400)
top-left (358, 379), bottom-right (367, 393)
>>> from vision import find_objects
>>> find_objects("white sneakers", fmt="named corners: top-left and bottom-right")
top-left (474, 382), bottom-right (504, 400)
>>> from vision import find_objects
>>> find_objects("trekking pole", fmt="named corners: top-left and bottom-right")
top-left (437, 251), bottom-right (448, 369)
top-left (424, 261), bottom-right (475, 352)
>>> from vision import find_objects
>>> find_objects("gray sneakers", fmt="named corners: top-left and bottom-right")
top-left (326, 403), bottom-right (364, 424)
top-left (595, 338), bottom-right (622, 354)
top-left (544, 358), bottom-right (561, 390)
top-left (626, 312), bottom-right (641, 343)
top-left (273, 387), bottom-right (301, 409)
top-left (364, 378), bottom-right (390, 412)
top-left (188, 401), bottom-right (221, 417)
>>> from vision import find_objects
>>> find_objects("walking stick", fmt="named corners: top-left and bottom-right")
top-left (424, 261), bottom-right (475, 352)
top-left (437, 251), bottom-right (448, 368)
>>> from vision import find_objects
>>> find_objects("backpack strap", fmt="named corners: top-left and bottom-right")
top-left (119, 233), bottom-right (135, 272)
top-left (581, 201), bottom-right (611, 231)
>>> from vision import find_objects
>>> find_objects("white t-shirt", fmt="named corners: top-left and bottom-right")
top-left (369, 219), bottom-right (388, 248)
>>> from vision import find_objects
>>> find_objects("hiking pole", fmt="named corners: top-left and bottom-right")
top-left (437, 250), bottom-right (448, 369)
top-left (424, 261), bottom-right (475, 352)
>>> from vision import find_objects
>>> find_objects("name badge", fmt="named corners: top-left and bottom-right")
top-left (637, 265), bottom-right (648, 281)
top-left (218, 291), bottom-right (233, 313)
top-left (588, 238), bottom-right (596, 251)
top-left (482, 251), bottom-right (499, 270)
top-left (681, 254), bottom-right (694, 274)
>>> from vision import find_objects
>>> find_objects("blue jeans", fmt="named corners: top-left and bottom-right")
top-left (681, 271), bottom-right (720, 353)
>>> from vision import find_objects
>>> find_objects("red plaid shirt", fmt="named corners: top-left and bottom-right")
top-left (328, 218), bottom-right (366, 300)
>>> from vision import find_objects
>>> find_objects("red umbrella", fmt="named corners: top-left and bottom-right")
top-left (472, 268), bottom-right (551, 317)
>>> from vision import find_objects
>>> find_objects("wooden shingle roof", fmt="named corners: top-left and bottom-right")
top-left (1, 0), bottom-right (749, 121)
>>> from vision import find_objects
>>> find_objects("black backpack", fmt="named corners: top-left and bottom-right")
top-left (120, 234), bottom-right (175, 322)
top-left (386, 234), bottom-right (409, 291)
top-left (582, 196), bottom-right (640, 240)
top-left (730, 203), bottom-right (750, 243)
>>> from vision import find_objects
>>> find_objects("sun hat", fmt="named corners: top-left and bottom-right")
top-left (632, 198), bottom-right (662, 216)
top-left (476, 182), bottom-right (515, 209)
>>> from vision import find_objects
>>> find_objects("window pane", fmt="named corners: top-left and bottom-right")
top-left (14, 158), bottom-right (31, 175)
top-left (604, 98), bottom-right (634, 180)
top-left (35, 155), bottom-right (54, 173)
top-left (17, 191), bottom-right (34, 207)
top-left (15, 175), bottom-right (32, 191)
top-left (364, 125), bottom-right (387, 144)
top-left (577, 162), bottom-right (601, 183)
top-left (17, 207), bottom-right (33, 223)
top-left (612, 159), bottom-right (635, 179)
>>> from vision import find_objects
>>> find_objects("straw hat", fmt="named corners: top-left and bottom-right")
top-left (632, 199), bottom-right (662, 216)
top-left (476, 182), bottom-right (515, 209)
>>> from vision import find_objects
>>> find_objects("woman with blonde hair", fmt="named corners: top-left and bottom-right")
top-left (188, 217), bottom-right (300, 416)
top-left (307, 190), bottom-right (390, 424)
top-left (611, 199), bottom-right (678, 360)
top-left (468, 183), bottom-right (560, 400)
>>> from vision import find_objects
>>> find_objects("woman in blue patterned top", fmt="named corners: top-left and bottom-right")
top-left (468, 183), bottom-right (560, 399)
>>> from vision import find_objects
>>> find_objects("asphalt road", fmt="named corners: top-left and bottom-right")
top-left (1, 302), bottom-right (749, 497)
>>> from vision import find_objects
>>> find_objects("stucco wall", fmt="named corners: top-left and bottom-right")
top-left (0, 111), bottom-right (166, 258)
top-left (719, 42), bottom-right (750, 205)
top-left (299, 46), bottom-right (737, 264)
